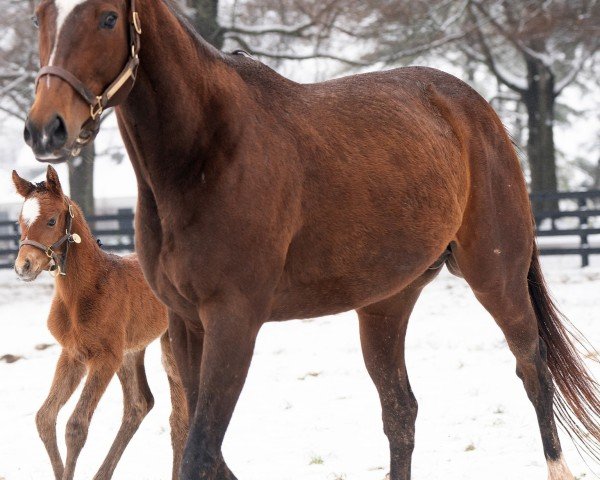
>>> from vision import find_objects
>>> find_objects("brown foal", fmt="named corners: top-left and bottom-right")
top-left (13, 166), bottom-right (187, 480)
top-left (24, 1), bottom-right (600, 479)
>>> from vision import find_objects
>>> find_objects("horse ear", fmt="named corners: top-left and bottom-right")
top-left (46, 165), bottom-right (63, 195)
top-left (12, 170), bottom-right (35, 197)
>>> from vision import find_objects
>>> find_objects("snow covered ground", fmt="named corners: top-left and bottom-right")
top-left (1, 256), bottom-right (599, 480)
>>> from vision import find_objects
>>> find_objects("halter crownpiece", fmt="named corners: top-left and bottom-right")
top-left (19, 204), bottom-right (81, 277)
top-left (34, 0), bottom-right (142, 156)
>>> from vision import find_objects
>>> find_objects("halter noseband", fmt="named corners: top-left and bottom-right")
top-left (20, 204), bottom-right (81, 277)
top-left (35, 0), bottom-right (142, 156)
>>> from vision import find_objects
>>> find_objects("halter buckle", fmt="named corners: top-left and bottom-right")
top-left (45, 246), bottom-right (54, 258)
top-left (68, 204), bottom-right (75, 218)
top-left (90, 97), bottom-right (104, 120)
top-left (133, 11), bottom-right (142, 35)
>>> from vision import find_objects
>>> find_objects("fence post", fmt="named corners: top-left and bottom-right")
top-left (578, 197), bottom-right (589, 267)
top-left (118, 208), bottom-right (135, 247)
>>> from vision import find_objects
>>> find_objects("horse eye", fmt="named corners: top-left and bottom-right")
top-left (32, 15), bottom-right (39, 29)
top-left (47, 218), bottom-right (56, 227)
top-left (100, 12), bottom-right (118, 29)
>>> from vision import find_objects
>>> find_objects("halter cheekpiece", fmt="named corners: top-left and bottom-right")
top-left (35, 0), bottom-right (142, 156)
top-left (20, 204), bottom-right (82, 277)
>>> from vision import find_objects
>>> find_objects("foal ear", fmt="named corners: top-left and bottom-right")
top-left (12, 170), bottom-right (36, 197)
top-left (46, 165), bottom-right (63, 195)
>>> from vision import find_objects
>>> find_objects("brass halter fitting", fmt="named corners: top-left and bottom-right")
top-left (133, 11), bottom-right (142, 35)
top-left (90, 96), bottom-right (104, 120)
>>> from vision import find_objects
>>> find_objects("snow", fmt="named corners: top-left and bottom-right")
top-left (0, 114), bottom-right (137, 213)
top-left (1, 256), bottom-right (599, 480)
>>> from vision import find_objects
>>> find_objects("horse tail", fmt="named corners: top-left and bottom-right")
top-left (528, 244), bottom-right (600, 460)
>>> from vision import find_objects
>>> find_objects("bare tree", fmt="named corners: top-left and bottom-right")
top-left (186, 0), bottom-right (224, 48)
top-left (225, 0), bottom-right (600, 211)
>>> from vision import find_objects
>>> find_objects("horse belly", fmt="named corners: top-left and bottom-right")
top-left (271, 196), bottom-right (462, 319)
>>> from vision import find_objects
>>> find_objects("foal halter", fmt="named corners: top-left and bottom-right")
top-left (35, 0), bottom-right (142, 156)
top-left (19, 204), bottom-right (82, 277)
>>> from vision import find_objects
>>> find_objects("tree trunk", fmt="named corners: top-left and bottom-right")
top-left (67, 142), bottom-right (95, 218)
top-left (522, 57), bottom-right (558, 215)
top-left (188, 0), bottom-right (223, 48)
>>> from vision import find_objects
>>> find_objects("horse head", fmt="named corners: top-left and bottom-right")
top-left (25, 0), bottom-right (140, 162)
top-left (13, 166), bottom-right (79, 280)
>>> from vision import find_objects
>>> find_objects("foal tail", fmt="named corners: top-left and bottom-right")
top-left (528, 245), bottom-right (600, 460)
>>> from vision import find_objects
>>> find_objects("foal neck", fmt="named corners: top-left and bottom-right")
top-left (54, 205), bottom-right (105, 303)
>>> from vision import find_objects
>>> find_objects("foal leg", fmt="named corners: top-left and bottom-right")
top-left (36, 350), bottom-right (85, 480)
top-left (160, 331), bottom-right (189, 480)
top-left (62, 356), bottom-right (119, 480)
top-left (357, 270), bottom-right (439, 480)
top-left (93, 350), bottom-right (155, 480)
top-left (179, 304), bottom-right (261, 480)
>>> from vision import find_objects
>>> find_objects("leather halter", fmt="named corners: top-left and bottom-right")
top-left (20, 204), bottom-right (81, 277)
top-left (35, 0), bottom-right (142, 156)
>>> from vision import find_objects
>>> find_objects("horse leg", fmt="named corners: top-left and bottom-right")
top-left (168, 309), bottom-right (204, 420)
top-left (160, 331), bottom-right (189, 480)
top-left (93, 350), bottom-right (155, 479)
top-left (452, 242), bottom-right (573, 479)
top-left (36, 350), bottom-right (85, 480)
top-left (179, 303), bottom-right (261, 480)
top-left (357, 269), bottom-right (440, 480)
top-left (62, 356), bottom-right (119, 480)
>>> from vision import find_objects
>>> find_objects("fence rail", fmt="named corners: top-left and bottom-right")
top-left (531, 190), bottom-right (600, 267)
top-left (1, 191), bottom-right (600, 269)
top-left (0, 209), bottom-right (135, 269)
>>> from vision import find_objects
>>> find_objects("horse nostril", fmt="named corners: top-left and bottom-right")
top-left (47, 115), bottom-right (68, 150)
top-left (24, 119), bottom-right (33, 147)
top-left (23, 259), bottom-right (31, 273)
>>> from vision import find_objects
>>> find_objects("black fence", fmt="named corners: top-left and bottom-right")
top-left (2, 192), bottom-right (600, 269)
top-left (0, 208), bottom-right (135, 269)
top-left (531, 190), bottom-right (600, 267)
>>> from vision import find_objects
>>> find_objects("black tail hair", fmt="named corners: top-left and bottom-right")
top-left (529, 244), bottom-right (600, 461)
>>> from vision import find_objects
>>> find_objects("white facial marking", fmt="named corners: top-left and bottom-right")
top-left (48, 0), bottom-right (88, 68)
top-left (21, 198), bottom-right (41, 227)
top-left (547, 455), bottom-right (574, 480)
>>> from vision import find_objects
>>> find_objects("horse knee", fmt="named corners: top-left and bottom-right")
top-left (126, 394), bottom-right (154, 424)
top-left (66, 417), bottom-right (89, 448)
top-left (35, 406), bottom-right (55, 441)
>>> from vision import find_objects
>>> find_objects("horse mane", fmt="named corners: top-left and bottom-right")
top-left (161, 0), bottom-right (224, 60)
top-left (160, 0), bottom-right (289, 88)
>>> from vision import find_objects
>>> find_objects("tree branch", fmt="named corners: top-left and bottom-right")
top-left (227, 35), bottom-right (368, 67)
top-left (223, 20), bottom-right (315, 37)
top-left (466, 2), bottom-right (527, 94)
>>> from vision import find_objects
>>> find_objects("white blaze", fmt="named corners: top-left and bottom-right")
top-left (21, 198), bottom-right (41, 227)
top-left (48, 0), bottom-right (88, 74)
top-left (547, 455), bottom-right (574, 480)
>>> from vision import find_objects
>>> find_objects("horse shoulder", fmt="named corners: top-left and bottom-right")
top-left (47, 295), bottom-right (72, 347)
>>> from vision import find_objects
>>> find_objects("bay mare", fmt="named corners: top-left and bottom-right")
top-left (25, 1), bottom-right (600, 479)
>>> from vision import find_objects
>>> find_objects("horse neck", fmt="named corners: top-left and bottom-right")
top-left (54, 206), bottom-right (105, 304)
top-left (117, 1), bottom-right (247, 179)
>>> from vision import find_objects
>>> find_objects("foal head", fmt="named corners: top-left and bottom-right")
top-left (26, 0), bottom-right (139, 162)
top-left (13, 166), bottom-right (76, 281)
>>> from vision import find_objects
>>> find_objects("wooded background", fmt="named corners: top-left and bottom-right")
top-left (1, 0), bottom-right (599, 215)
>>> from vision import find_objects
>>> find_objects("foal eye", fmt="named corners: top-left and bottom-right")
top-left (100, 12), bottom-right (118, 29)
top-left (47, 218), bottom-right (56, 227)
top-left (32, 15), bottom-right (39, 29)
